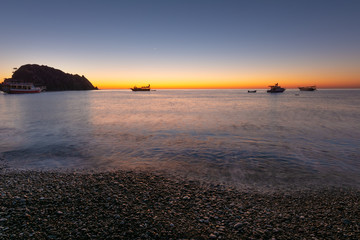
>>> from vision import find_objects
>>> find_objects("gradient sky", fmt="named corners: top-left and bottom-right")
top-left (1, 0), bottom-right (359, 89)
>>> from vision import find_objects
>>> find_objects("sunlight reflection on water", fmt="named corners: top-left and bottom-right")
top-left (1, 89), bottom-right (360, 188)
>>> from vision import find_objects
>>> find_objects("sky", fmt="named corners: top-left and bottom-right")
top-left (1, 0), bottom-right (359, 89)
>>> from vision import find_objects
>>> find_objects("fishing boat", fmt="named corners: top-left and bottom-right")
top-left (267, 83), bottom-right (285, 93)
top-left (1, 81), bottom-right (42, 94)
top-left (248, 90), bottom-right (257, 93)
top-left (131, 84), bottom-right (151, 91)
top-left (299, 86), bottom-right (316, 91)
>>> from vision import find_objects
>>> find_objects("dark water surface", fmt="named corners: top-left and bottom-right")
top-left (1, 89), bottom-right (359, 188)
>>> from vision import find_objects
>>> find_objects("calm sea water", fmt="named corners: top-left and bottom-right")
top-left (1, 89), bottom-right (359, 188)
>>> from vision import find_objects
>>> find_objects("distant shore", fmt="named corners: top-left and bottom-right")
top-left (1, 169), bottom-right (359, 239)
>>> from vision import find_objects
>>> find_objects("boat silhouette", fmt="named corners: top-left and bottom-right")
top-left (131, 84), bottom-right (151, 91)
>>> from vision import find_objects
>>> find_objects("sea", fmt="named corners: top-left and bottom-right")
top-left (1, 89), bottom-right (359, 189)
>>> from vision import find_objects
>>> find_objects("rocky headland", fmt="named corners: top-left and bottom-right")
top-left (3, 64), bottom-right (97, 91)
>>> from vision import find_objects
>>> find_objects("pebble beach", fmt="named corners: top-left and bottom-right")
top-left (1, 169), bottom-right (359, 239)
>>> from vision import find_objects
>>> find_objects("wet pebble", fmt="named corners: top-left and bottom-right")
top-left (0, 170), bottom-right (359, 239)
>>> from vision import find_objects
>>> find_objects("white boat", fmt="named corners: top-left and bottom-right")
top-left (267, 83), bottom-right (285, 93)
top-left (1, 82), bottom-right (42, 94)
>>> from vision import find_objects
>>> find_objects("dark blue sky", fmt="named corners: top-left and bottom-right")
top-left (1, 0), bottom-right (359, 88)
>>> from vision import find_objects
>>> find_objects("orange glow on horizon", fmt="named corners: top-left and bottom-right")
top-left (88, 64), bottom-right (360, 89)
top-left (2, 65), bottom-right (359, 89)
top-left (91, 75), bottom-right (360, 90)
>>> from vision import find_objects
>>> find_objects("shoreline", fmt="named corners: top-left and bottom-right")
top-left (1, 169), bottom-right (359, 239)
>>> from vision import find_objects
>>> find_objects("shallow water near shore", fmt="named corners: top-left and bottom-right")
top-left (1, 89), bottom-right (359, 188)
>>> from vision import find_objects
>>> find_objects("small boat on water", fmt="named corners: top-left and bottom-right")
top-left (299, 86), bottom-right (316, 91)
top-left (1, 81), bottom-right (42, 94)
top-left (248, 90), bottom-right (257, 93)
top-left (267, 83), bottom-right (285, 93)
top-left (131, 84), bottom-right (151, 91)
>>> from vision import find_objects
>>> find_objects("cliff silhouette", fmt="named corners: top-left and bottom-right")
top-left (6, 64), bottom-right (98, 91)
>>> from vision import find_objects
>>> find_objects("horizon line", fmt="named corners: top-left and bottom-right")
top-left (98, 87), bottom-right (360, 90)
